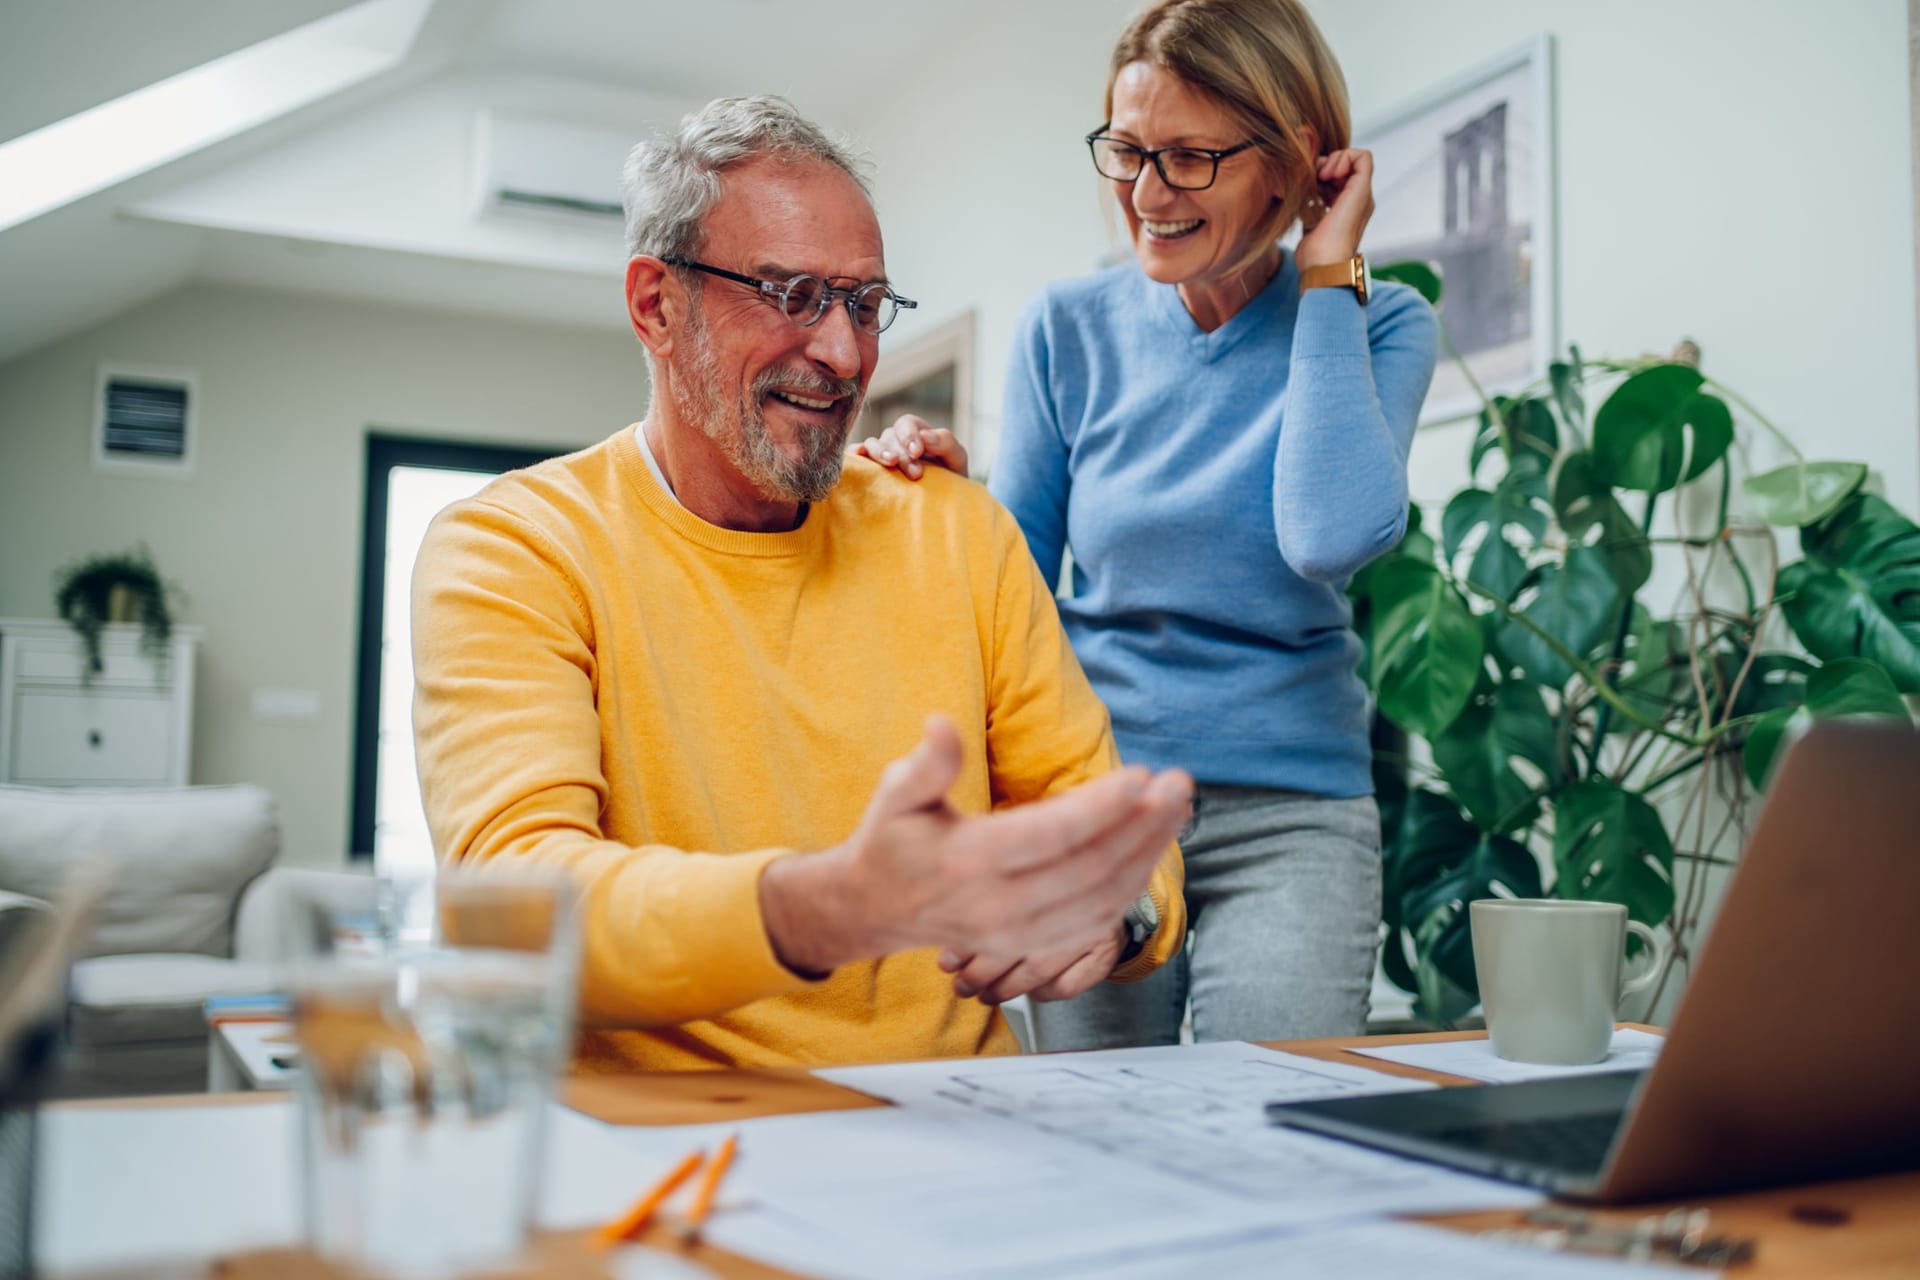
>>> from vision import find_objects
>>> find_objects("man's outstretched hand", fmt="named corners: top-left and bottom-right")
top-left (759, 716), bottom-right (1189, 999)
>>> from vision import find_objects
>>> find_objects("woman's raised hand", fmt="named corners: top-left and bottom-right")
top-left (1295, 147), bottom-right (1376, 271)
top-left (853, 414), bottom-right (971, 481)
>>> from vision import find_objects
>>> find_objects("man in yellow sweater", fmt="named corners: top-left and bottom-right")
top-left (411, 96), bottom-right (1190, 1073)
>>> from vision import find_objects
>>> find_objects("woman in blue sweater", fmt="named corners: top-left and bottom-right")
top-left (861, 0), bottom-right (1437, 1047)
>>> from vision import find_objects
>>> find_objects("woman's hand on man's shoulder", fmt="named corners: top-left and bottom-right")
top-left (853, 414), bottom-right (970, 482)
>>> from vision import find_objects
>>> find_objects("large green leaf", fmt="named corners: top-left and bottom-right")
top-left (1372, 259), bottom-right (1442, 306)
top-left (1382, 789), bottom-right (1543, 1005)
top-left (1591, 364), bottom-right (1734, 494)
top-left (1550, 354), bottom-right (1587, 440)
top-left (1431, 679), bottom-right (1559, 831)
top-left (1608, 609), bottom-right (1688, 733)
top-left (1742, 657), bottom-right (1910, 788)
top-left (1351, 506), bottom-right (1443, 686)
top-left (1743, 461), bottom-right (1867, 528)
top-left (1469, 396), bottom-right (1559, 480)
top-left (1726, 651), bottom-right (1814, 719)
top-left (1441, 472), bottom-right (1549, 602)
top-left (1413, 908), bottom-right (1483, 1027)
top-left (1381, 788), bottom-right (1478, 933)
top-left (1402, 832), bottom-right (1544, 993)
top-left (1552, 451), bottom-right (1652, 593)
top-left (1499, 545), bottom-right (1621, 688)
top-left (1368, 557), bottom-right (1484, 737)
top-left (1550, 779), bottom-right (1676, 926)
top-left (1779, 493), bottom-right (1920, 692)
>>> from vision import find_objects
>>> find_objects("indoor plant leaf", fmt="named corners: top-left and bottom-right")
top-left (1412, 907), bottom-right (1483, 1028)
top-left (1778, 493), bottom-right (1920, 692)
top-left (1552, 450), bottom-right (1653, 593)
top-left (1350, 507), bottom-right (1441, 686)
top-left (1467, 534), bottom-right (1529, 603)
top-left (1431, 679), bottom-right (1559, 832)
top-left (1382, 788), bottom-right (1542, 1008)
top-left (1742, 460), bottom-right (1867, 528)
top-left (1442, 471), bottom-right (1548, 601)
top-left (1499, 544), bottom-right (1621, 689)
top-left (1729, 652), bottom-right (1814, 716)
top-left (1367, 557), bottom-right (1484, 738)
top-left (1372, 259), bottom-right (1442, 307)
top-left (1401, 831), bottom-right (1544, 994)
top-left (1742, 657), bottom-right (1910, 788)
top-left (1469, 396), bottom-right (1559, 481)
top-left (1381, 788), bottom-right (1478, 934)
top-left (1549, 352), bottom-right (1586, 440)
top-left (1591, 364), bottom-right (1734, 494)
top-left (1550, 779), bottom-right (1676, 926)
top-left (1608, 609), bottom-right (1687, 732)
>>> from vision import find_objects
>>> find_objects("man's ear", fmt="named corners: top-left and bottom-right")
top-left (625, 256), bottom-right (678, 359)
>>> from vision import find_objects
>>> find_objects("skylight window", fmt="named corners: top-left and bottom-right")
top-left (0, 0), bottom-right (430, 234)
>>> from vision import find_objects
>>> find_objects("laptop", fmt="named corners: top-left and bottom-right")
top-left (1265, 720), bottom-right (1920, 1203)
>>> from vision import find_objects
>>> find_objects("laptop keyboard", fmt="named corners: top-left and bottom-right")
top-left (1427, 1113), bottom-right (1623, 1175)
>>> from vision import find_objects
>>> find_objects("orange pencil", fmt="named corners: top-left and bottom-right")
top-left (677, 1132), bottom-right (739, 1243)
top-left (596, 1149), bottom-right (705, 1246)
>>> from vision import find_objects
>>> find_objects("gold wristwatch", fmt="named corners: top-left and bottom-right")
top-left (1298, 253), bottom-right (1369, 304)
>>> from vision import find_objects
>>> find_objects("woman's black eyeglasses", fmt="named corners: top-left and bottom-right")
top-left (661, 257), bottom-right (917, 335)
top-left (1084, 125), bottom-right (1262, 191)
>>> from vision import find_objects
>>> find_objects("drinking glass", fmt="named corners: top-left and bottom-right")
top-left (285, 869), bottom-right (579, 1277)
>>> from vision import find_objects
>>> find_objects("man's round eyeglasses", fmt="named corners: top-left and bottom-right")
top-left (1084, 125), bottom-right (1261, 191)
top-left (661, 257), bottom-right (917, 335)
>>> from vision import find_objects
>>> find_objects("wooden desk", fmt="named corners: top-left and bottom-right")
top-left (80, 1029), bottom-right (1920, 1279)
top-left (557, 1027), bottom-right (1920, 1280)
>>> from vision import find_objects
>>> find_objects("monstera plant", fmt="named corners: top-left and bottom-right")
top-left (1356, 263), bottom-right (1920, 1025)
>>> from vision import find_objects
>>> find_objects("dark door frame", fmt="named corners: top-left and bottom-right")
top-left (350, 432), bottom-right (575, 860)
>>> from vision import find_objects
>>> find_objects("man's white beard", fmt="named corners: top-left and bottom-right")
top-left (674, 303), bottom-right (860, 505)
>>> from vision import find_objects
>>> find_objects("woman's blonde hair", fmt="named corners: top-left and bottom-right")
top-left (1105, 0), bottom-right (1351, 277)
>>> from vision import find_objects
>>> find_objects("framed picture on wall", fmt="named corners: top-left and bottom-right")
top-left (1358, 35), bottom-right (1556, 424)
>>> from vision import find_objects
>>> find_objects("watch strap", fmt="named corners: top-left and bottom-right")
top-left (1298, 254), bottom-right (1369, 304)
top-left (1117, 892), bottom-right (1160, 965)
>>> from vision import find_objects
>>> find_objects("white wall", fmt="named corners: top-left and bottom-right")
top-left (859, 0), bottom-right (1920, 514)
top-left (0, 284), bottom-right (646, 867)
top-left (850, 0), bottom-right (1917, 1020)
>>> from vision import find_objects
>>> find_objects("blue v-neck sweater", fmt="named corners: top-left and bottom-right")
top-left (989, 255), bottom-right (1438, 797)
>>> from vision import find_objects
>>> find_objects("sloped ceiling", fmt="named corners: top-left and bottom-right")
top-left (0, 0), bottom-right (979, 367)
top-left (0, 0), bottom-right (361, 143)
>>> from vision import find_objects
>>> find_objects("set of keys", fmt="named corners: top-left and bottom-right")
top-left (1485, 1205), bottom-right (1758, 1267)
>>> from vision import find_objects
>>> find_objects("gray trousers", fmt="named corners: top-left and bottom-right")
top-left (1029, 784), bottom-right (1383, 1049)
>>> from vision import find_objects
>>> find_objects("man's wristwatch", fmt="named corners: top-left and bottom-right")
top-left (1117, 893), bottom-right (1161, 965)
top-left (1298, 252), bottom-right (1370, 304)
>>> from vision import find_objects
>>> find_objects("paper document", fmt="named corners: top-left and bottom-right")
top-left (819, 1041), bottom-right (1456, 1196)
top-left (1034, 1219), bottom-right (1715, 1280)
top-left (671, 1044), bottom-right (1536, 1278)
top-left (1350, 1028), bottom-right (1664, 1084)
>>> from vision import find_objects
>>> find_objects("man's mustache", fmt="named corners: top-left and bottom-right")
top-left (749, 366), bottom-right (862, 419)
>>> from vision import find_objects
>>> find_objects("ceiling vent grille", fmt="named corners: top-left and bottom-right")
top-left (94, 366), bottom-right (196, 474)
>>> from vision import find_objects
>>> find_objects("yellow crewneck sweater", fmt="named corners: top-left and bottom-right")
top-left (411, 428), bottom-right (1184, 1072)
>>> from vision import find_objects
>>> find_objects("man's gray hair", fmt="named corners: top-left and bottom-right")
top-left (621, 95), bottom-right (872, 261)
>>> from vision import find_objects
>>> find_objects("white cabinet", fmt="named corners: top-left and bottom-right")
top-left (0, 619), bottom-right (199, 786)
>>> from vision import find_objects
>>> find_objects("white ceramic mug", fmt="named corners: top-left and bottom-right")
top-left (1469, 899), bottom-right (1666, 1065)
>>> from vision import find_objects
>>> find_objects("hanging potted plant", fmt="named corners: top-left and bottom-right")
top-left (52, 545), bottom-right (174, 681)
